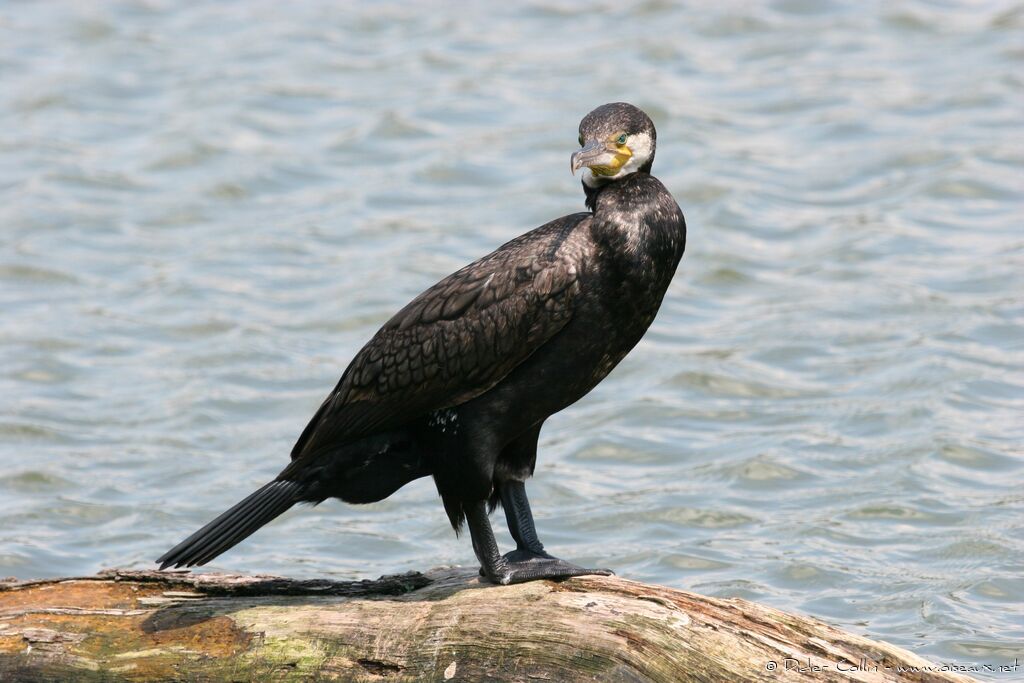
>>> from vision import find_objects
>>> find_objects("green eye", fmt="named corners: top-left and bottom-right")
top-left (578, 134), bottom-right (584, 146)
top-left (616, 134), bottom-right (628, 145)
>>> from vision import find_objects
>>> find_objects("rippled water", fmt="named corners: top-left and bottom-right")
top-left (2, 0), bottom-right (1022, 676)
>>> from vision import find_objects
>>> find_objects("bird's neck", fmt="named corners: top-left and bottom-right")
top-left (583, 181), bottom-right (601, 212)
top-left (582, 162), bottom-right (653, 212)
top-left (587, 173), bottom-right (686, 275)
top-left (583, 175), bottom-right (624, 212)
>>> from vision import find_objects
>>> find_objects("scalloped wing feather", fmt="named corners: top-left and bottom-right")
top-left (288, 215), bottom-right (589, 463)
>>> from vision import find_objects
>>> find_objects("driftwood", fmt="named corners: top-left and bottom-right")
top-left (0, 567), bottom-right (976, 683)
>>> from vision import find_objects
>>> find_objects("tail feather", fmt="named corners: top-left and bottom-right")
top-left (157, 480), bottom-right (302, 569)
top-left (185, 482), bottom-right (295, 567)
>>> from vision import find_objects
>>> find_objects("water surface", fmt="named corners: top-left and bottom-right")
top-left (1, 1), bottom-right (1022, 676)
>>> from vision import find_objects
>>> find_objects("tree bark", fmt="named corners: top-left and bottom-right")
top-left (0, 567), bottom-right (976, 682)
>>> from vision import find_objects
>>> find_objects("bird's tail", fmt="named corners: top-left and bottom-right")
top-left (157, 479), bottom-right (303, 570)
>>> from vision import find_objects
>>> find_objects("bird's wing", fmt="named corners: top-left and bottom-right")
top-left (289, 217), bottom-right (587, 462)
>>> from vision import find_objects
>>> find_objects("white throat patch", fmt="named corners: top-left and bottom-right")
top-left (582, 167), bottom-right (604, 188)
top-left (619, 132), bottom-right (654, 176)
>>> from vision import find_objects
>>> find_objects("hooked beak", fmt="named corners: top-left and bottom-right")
top-left (571, 139), bottom-right (615, 175)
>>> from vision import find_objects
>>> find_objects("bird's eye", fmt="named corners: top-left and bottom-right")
top-left (616, 134), bottom-right (628, 145)
top-left (578, 135), bottom-right (584, 146)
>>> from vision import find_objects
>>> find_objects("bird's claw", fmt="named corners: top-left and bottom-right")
top-left (479, 549), bottom-right (613, 585)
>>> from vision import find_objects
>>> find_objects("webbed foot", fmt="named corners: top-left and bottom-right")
top-left (480, 549), bottom-right (613, 585)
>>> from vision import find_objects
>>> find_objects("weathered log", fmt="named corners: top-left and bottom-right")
top-left (0, 567), bottom-right (976, 682)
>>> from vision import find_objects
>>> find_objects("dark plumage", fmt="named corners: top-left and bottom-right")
top-left (158, 102), bottom-right (687, 584)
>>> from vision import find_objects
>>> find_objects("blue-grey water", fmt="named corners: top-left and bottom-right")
top-left (1, 0), bottom-right (1022, 677)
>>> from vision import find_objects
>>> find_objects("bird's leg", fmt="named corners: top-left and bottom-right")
top-left (499, 480), bottom-right (612, 577)
top-left (499, 479), bottom-right (552, 562)
top-left (467, 486), bottom-right (613, 585)
top-left (466, 500), bottom-right (513, 584)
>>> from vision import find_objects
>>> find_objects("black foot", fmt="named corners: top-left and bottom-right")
top-left (479, 549), bottom-right (613, 585)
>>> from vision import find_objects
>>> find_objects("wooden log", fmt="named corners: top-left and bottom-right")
top-left (0, 567), bottom-right (976, 682)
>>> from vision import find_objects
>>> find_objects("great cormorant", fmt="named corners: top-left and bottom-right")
top-left (158, 103), bottom-right (687, 584)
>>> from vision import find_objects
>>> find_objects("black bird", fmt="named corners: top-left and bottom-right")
top-left (158, 103), bottom-right (686, 584)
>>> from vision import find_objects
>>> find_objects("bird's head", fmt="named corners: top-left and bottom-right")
top-left (571, 102), bottom-right (657, 188)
